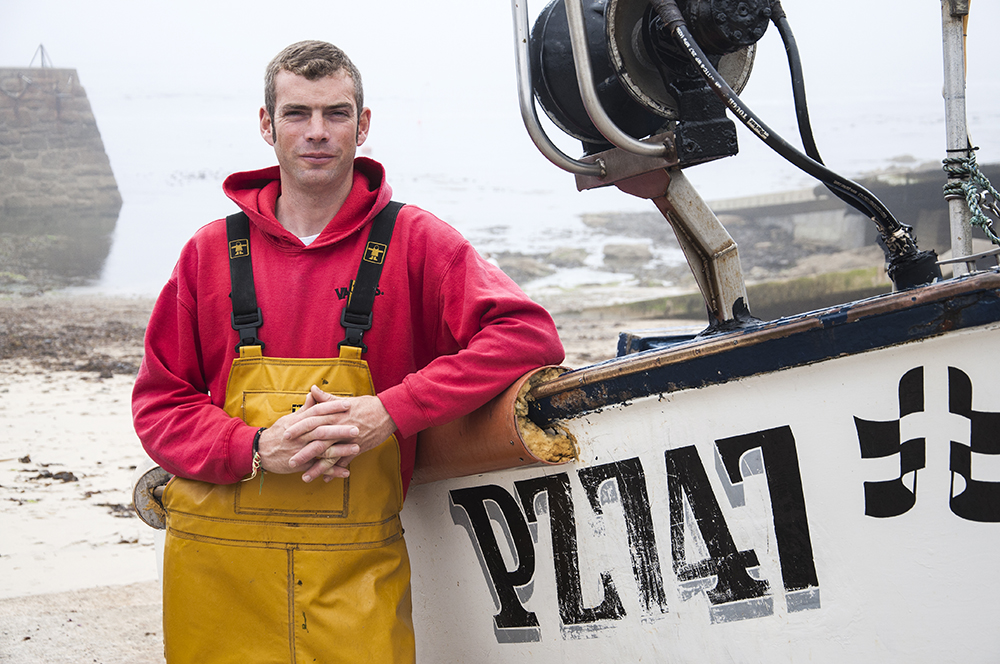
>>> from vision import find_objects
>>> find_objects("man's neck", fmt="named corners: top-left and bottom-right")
top-left (274, 172), bottom-right (353, 238)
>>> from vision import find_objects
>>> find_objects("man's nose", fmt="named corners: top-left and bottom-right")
top-left (305, 111), bottom-right (329, 141)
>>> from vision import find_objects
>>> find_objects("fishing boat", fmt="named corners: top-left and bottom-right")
top-left (399, 1), bottom-right (1000, 660)
top-left (130, 1), bottom-right (998, 659)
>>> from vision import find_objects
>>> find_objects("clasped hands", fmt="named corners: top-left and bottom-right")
top-left (256, 385), bottom-right (397, 483)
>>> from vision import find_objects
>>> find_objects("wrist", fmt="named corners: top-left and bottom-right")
top-left (242, 427), bottom-right (266, 481)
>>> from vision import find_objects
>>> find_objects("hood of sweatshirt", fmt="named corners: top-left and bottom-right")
top-left (222, 157), bottom-right (393, 250)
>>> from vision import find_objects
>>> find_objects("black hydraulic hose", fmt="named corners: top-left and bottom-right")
top-left (648, 0), bottom-right (920, 261)
top-left (771, 4), bottom-right (822, 163)
top-left (771, 3), bottom-right (883, 222)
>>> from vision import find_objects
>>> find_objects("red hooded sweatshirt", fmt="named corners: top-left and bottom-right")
top-left (132, 158), bottom-right (565, 494)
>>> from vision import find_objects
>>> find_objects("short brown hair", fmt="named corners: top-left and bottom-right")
top-left (263, 40), bottom-right (364, 120)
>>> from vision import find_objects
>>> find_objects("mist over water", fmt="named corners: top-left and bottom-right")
top-left (4, 1), bottom-right (999, 296)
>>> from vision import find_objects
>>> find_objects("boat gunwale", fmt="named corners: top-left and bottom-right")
top-left (529, 270), bottom-right (1000, 421)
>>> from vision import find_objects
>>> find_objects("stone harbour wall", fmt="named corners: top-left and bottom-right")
top-left (0, 67), bottom-right (121, 288)
top-left (0, 67), bottom-right (121, 231)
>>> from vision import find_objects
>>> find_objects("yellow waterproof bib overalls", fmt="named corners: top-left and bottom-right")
top-left (161, 202), bottom-right (414, 663)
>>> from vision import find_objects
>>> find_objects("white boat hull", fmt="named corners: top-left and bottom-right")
top-left (403, 273), bottom-right (1000, 662)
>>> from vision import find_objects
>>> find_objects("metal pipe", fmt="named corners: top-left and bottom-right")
top-left (941, 0), bottom-right (974, 275)
top-left (511, 0), bottom-right (605, 177)
top-left (563, 0), bottom-right (670, 158)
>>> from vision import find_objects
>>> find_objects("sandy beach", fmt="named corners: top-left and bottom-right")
top-left (0, 290), bottom-right (696, 662)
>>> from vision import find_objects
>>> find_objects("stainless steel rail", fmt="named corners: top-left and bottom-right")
top-left (511, 0), bottom-right (604, 177)
top-left (563, 0), bottom-right (671, 158)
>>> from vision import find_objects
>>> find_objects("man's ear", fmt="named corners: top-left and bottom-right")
top-left (260, 107), bottom-right (275, 146)
top-left (356, 107), bottom-right (371, 146)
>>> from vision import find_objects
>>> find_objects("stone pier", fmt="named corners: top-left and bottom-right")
top-left (0, 67), bottom-right (121, 289)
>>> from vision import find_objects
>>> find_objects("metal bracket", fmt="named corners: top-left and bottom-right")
top-left (616, 168), bottom-right (749, 323)
top-left (575, 132), bottom-right (680, 190)
top-left (511, 0), bottom-right (603, 177)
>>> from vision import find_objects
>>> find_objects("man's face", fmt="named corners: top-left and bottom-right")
top-left (259, 70), bottom-right (370, 195)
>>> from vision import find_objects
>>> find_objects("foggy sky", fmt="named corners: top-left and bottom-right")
top-left (4, 1), bottom-right (999, 294)
top-left (5, 0), bottom-right (997, 193)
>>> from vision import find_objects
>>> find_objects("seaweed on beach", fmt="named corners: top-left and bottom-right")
top-left (0, 301), bottom-right (148, 377)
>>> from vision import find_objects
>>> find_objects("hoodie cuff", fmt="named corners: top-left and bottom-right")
top-left (227, 423), bottom-right (257, 482)
top-left (378, 382), bottom-right (431, 439)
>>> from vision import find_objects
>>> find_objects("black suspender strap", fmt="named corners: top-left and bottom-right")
top-left (226, 211), bottom-right (264, 352)
top-left (339, 201), bottom-right (403, 353)
top-left (225, 201), bottom-right (403, 355)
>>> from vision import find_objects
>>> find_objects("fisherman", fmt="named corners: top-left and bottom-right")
top-left (131, 39), bottom-right (564, 662)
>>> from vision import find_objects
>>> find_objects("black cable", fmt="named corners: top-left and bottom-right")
top-left (648, 0), bottom-right (920, 261)
top-left (771, 6), bottom-right (822, 162)
top-left (772, 6), bottom-right (887, 223)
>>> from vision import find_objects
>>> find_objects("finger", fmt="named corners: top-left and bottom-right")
top-left (318, 443), bottom-right (361, 460)
top-left (310, 385), bottom-right (339, 403)
top-left (307, 424), bottom-right (363, 444)
top-left (333, 453), bottom-right (358, 469)
top-left (288, 441), bottom-right (360, 469)
top-left (298, 398), bottom-right (351, 415)
top-left (293, 421), bottom-right (359, 449)
top-left (300, 385), bottom-right (332, 410)
top-left (287, 440), bottom-right (329, 468)
top-left (322, 466), bottom-right (350, 482)
top-left (283, 403), bottom-right (353, 439)
top-left (302, 457), bottom-right (349, 483)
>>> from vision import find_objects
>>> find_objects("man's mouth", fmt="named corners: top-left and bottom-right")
top-left (300, 153), bottom-right (335, 163)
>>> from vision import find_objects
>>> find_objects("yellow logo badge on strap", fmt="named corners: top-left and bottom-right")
top-left (229, 239), bottom-right (249, 259)
top-left (364, 241), bottom-right (387, 264)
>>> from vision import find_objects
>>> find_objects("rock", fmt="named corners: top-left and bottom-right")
top-left (581, 211), bottom-right (677, 245)
top-left (546, 247), bottom-right (588, 268)
top-left (603, 243), bottom-right (653, 271)
top-left (494, 254), bottom-right (555, 284)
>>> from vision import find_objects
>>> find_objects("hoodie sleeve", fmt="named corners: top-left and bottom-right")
top-left (377, 232), bottom-right (565, 438)
top-left (131, 242), bottom-right (255, 484)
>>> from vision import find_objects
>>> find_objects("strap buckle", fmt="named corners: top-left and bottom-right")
top-left (338, 309), bottom-right (372, 353)
top-left (231, 307), bottom-right (265, 351)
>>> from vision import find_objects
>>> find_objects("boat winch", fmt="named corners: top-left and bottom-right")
top-left (513, 0), bottom-right (941, 324)
top-left (529, 0), bottom-right (766, 165)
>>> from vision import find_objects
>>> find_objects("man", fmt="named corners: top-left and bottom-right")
top-left (132, 40), bottom-right (564, 662)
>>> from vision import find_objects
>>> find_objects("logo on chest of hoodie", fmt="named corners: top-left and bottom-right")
top-left (335, 280), bottom-right (385, 301)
